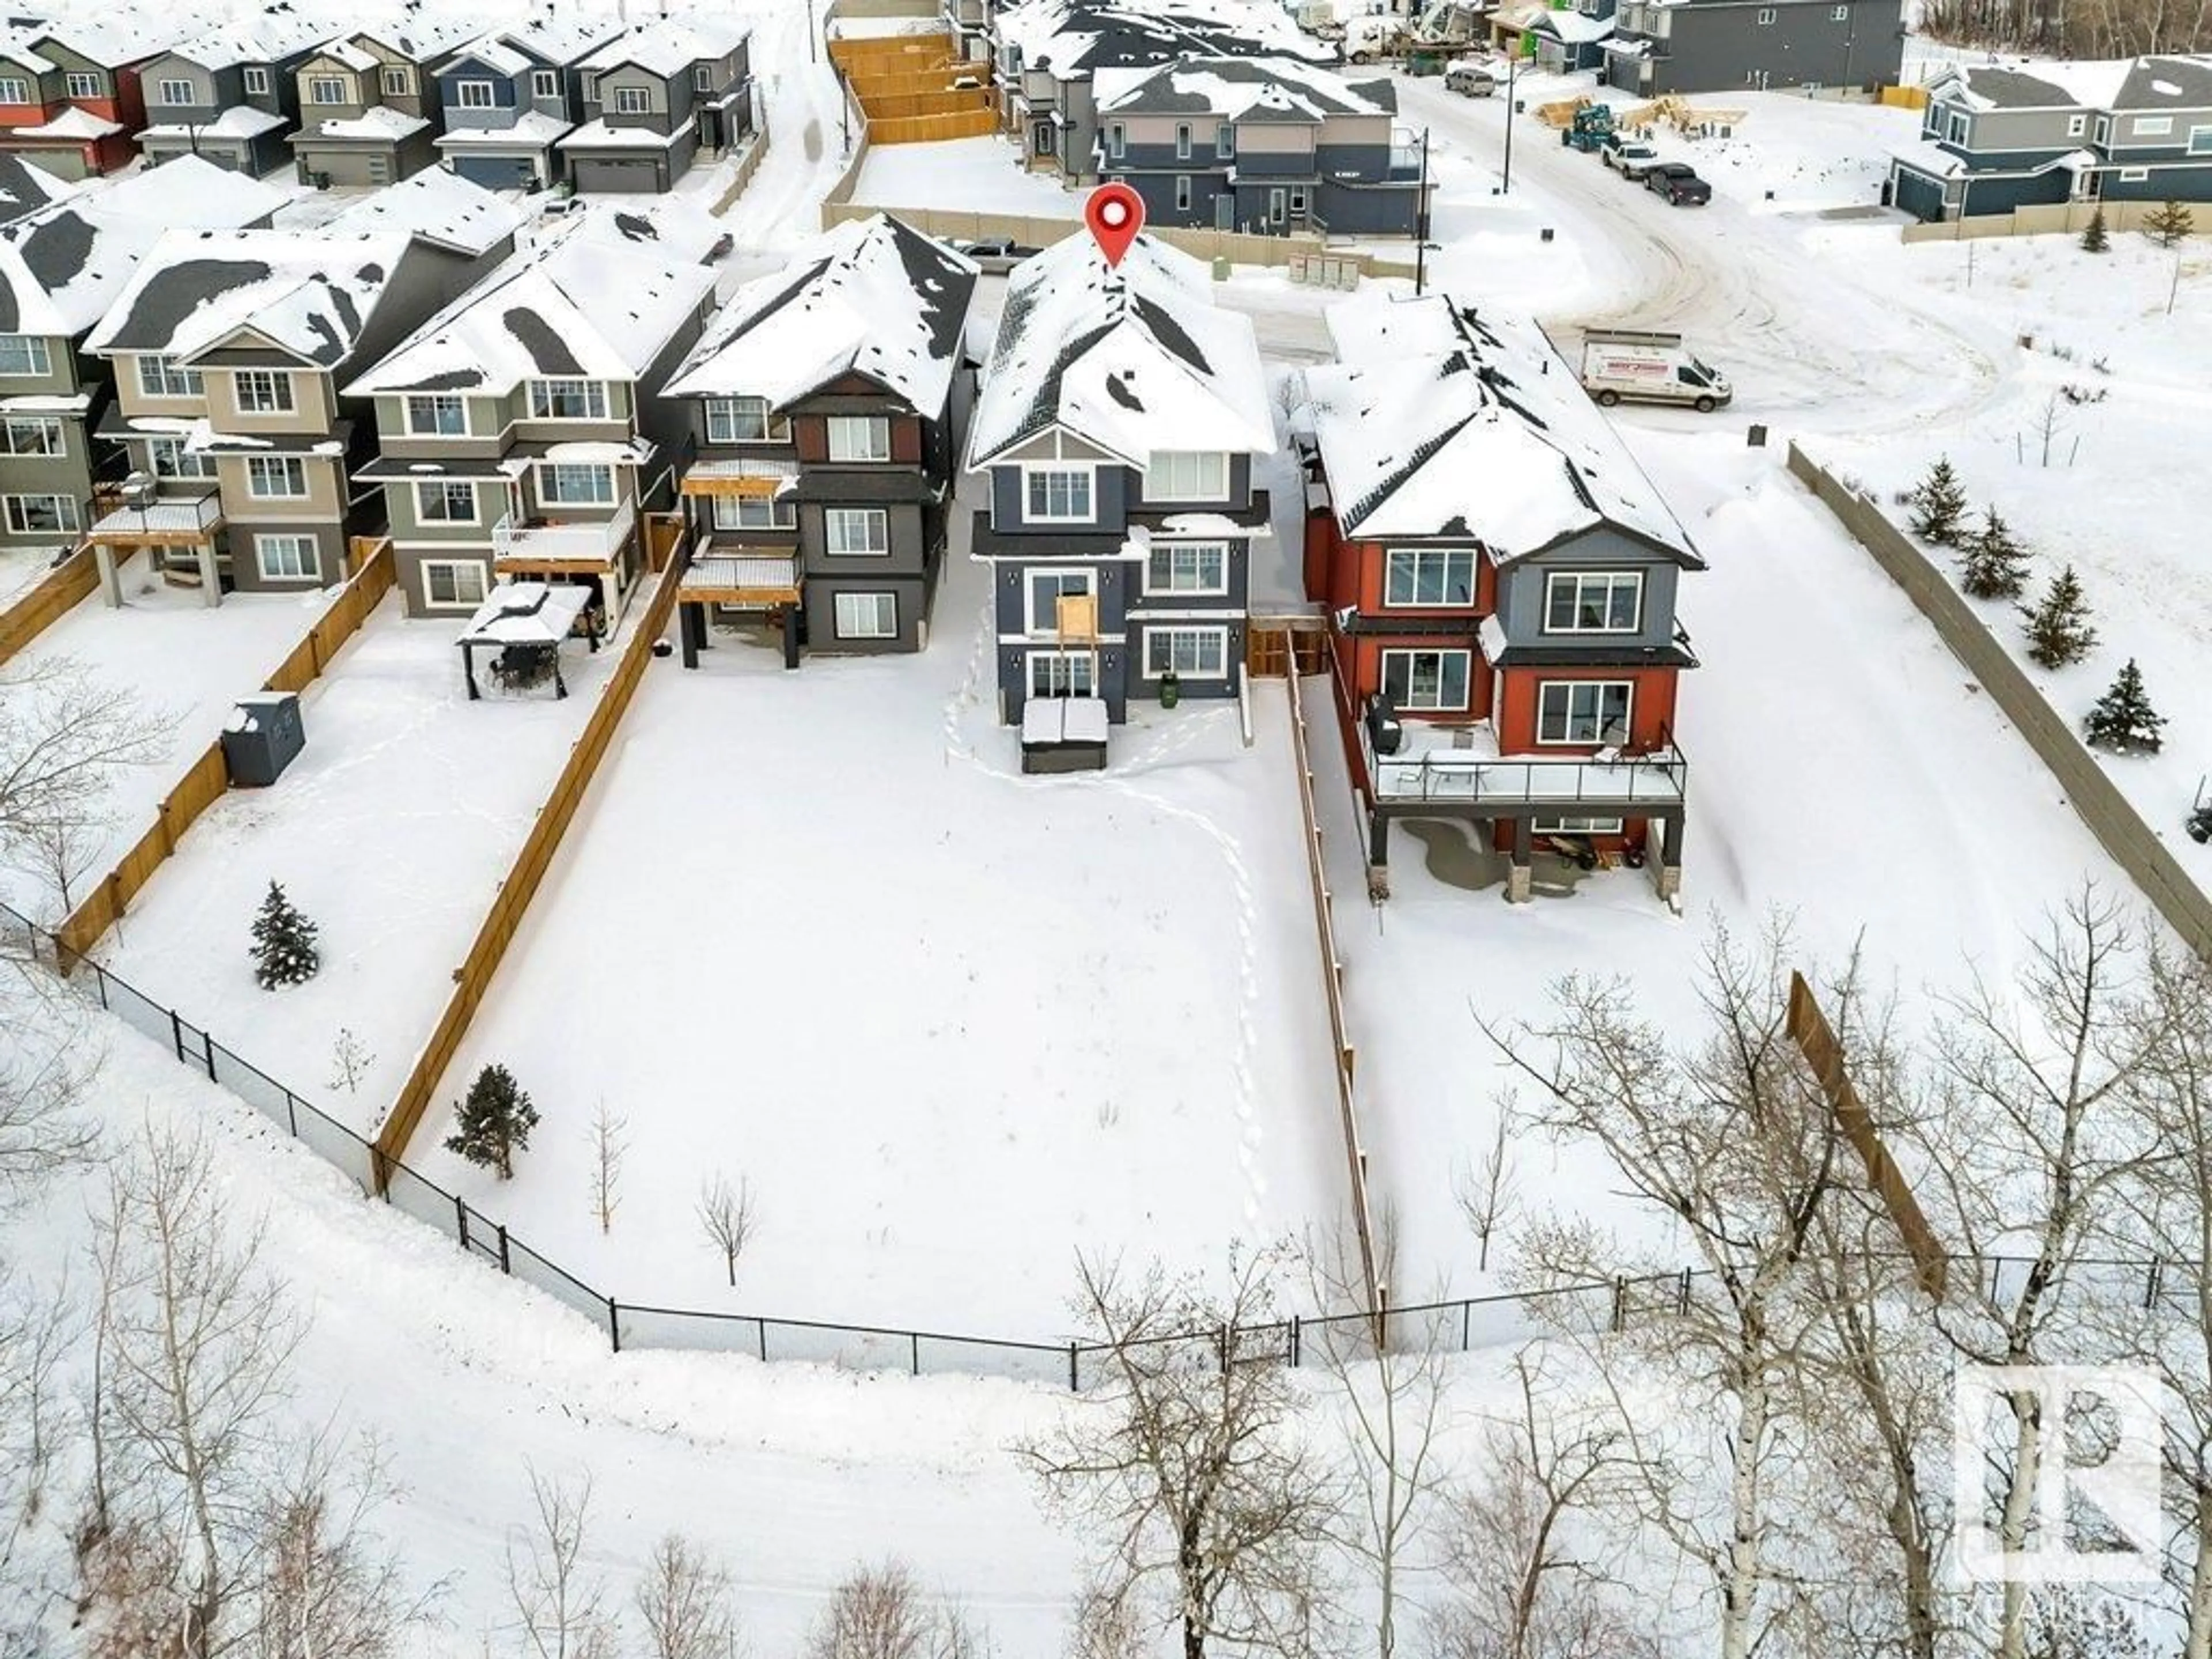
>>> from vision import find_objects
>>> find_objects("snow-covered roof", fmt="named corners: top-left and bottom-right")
top-left (457, 581), bottom-right (589, 647)
top-left (352, 16), bottom-right (487, 66)
top-left (1528, 9), bottom-right (1614, 43)
top-left (32, 7), bottom-right (195, 68)
top-left (0, 152), bottom-right (74, 226)
top-left (556, 116), bottom-right (696, 150)
top-left (321, 169), bottom-right (528, 257)
top-left (17, 108), bottom-right (123, 140)
top-left (994, 0), bottom-right (1332, 77)
top-left (666, 214), bottom-right (976, 416)
top-left (435, 110), bottom-right (575, 149)
top-left (346, 226), bottom-right (713, 396)
top-left (445, 38), bottom-right (533, 77)
top-left (1890, 137), bottom-right (1968, 180)
top-left (967, 230), bottom-right (1274, 469)
top-left (0, 156), bottom-right (284, 339)
top-left (85, 227), bottom-right (417, 368)
top-left (143, 106), bottom-right (289, 141)
top-left (1926, 56), bottom-right (2209, 112)
top-left (297, 106), bottom-right (430, 143)
top-left (1094, 55), bottom-right (1394, 120)
top-left (500, 13), bottom-right (633, 68)
top-left (317, 39), bottom-right (382, 72)
top-left (1307, 291), bottom-right (1698, 565)
top-left (160, 13), bottom-right (332, 75)
top-left (580, 13), bottom-right (750, 76)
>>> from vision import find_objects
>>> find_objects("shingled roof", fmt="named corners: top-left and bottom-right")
top-left (1095, 55), bottom-right (1395, 120)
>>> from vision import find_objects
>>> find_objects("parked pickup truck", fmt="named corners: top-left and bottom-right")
top-left (1600, 134), bottom-right (1661, 179)
top-left (1580, 328), bottom-right (1732, 412)
top-left (1642, 162), bottom-right (1711, 206)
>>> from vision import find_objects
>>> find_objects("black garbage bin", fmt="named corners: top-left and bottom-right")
top-left (222, 694), bottom-right (305, 787)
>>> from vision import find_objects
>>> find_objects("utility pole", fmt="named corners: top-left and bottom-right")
top-left (1414, 125), bottom-right (1431, 295)
top-left (1501, 48), bottom-right (1518, 195)
top-left (808, 0), bottom-right (819, 63)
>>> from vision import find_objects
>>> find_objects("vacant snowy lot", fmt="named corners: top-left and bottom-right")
top-left (854, 134), bottom-right (1082, 220)
top-left (91, 592), bottom-right (627, 1133)
top-left (1315, 433), bottom-right (2132, 1300)
top-left (1, 569), bottom-right (331, 922)
top-left (409, 551), bottom-right (1347, 1339)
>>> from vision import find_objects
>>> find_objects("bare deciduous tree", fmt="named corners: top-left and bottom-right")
top-left (10, 806), bottom-right (110, 916)
top-left (1020, 1248), bottom-right (1336, 1659)
top-left (697, 1173), bottom-right (756, 1288)
top-left (0, 1266), bottom-right (75, 1593)
top-left (1455, 1101), bottom-right (1519, 1274)
top-left (588, 1102), bottom-right (626, 1236)
top-left (806, 1560), bottom-right (987, 1659)
top-left (0, 997), bottom-right (97, 1199)
top-left (327, 1028), bottom-right (375, 1099)
top-left (634, 1533), bottom-right (741, 1659)
top-left (1066, 1581), bottom-right (1141, 1659)
top-left (505, 1468), bottom-right (616, 1659)
top-left (1488, 922), bottom-right (1854, 1659)
top-left (246, 1431), bottom-right (434, 1659)
top-left (0, 657), bottom-right (171, 902)
top-left (1427, 1349), bottom-right (1649, 1659)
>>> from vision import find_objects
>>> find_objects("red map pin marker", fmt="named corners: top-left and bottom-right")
top-left (1084, 182), bottom-right (1145, 268)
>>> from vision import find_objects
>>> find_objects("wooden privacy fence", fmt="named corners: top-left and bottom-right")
top-left (1786, 445), bottom-right (2212, 957)
top-left (55, 541), bottom-right (396, 965)
top-left (1902, 198), bottom-right (2210, 243)
top-left (0, 544), bottom-right (99, 669)
top-left (373, 557), bottom-right (688, 1187)
top-left (868, 111), bottom-right (1000, 143)
top-left (817, 199), bottom-right (1387, 272)
top-left (710, 128), bottom-right (771, 214)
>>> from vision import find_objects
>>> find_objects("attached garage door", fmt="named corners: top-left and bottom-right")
top-left (453, 153), bottom-right (539, 190)
top-left (571, 156), bottom-right (663, 194)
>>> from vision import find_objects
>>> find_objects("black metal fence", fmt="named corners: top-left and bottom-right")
top-left (3, 899), bottom-right (2184, 1387)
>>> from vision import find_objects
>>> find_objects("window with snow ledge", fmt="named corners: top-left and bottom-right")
top-left (538, 463), bottom-right (614, 506)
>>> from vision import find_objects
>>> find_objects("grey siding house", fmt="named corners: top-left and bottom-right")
top-left (431, 17), bottom-right (627, 190)
top-left (1095, 57), bottom-right (1424, 236)
top-left (345, 228), bottom-right (718, 619)
top-left (662, 213), bottom-right (979, 665)
top-left (137, 18), bottom-right (325, 176)
top-left (990, 0), bottom-right (1331, 184)
top-left (84, 177), bottom-right (523, 599)
top-left (289, 21), bottom-right (480, 188)
top-left (559, 17), bottom-right (753, 194)
top-left (965, 232), bottom-right (1274, 725)
top-left (1888, 55), bottom-right (2212, 222)
top-left (0, 156), bottom-right (283, 555)
top-left (1601, 0), bottom-right (1903, 95)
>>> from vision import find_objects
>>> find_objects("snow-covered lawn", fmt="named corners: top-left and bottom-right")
top-left (853, 135), bottom-right (1082, 221)
top-left (90, 591), bottom-right (629, 1135)
top-left (1, 569), bottom-right (332, 923)
top-left (0, 543), bottom-right (55, 606)
top-left (1313, 433), bottom-right (2133, 1301)
top-left (1805, 232), bottom-right (2212, 897)
top-left (408, 551), bottom-right (1347, 1339)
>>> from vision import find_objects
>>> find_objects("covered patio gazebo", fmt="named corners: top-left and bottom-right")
top-left (456, 581), bottom-right (599, 701)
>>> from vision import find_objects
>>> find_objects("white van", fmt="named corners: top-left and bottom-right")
top-left (1445, 62), bottom-right (1497, 96)
top-left (1580, 328), bottom-right (1732, 412)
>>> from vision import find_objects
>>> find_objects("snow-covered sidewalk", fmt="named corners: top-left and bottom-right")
top-left (406, 551), bottom-right (1348, 1339)
top-left (90, 591), bottom-right (630, 1135)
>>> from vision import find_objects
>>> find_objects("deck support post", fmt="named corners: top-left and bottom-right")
top-left (196, 541), bottom-right (221, 607)
top-left (781, 604), bottom-right (801, 669)
top-left (679, 601), bottom-right (702, 669)
top-left (1506, 816), bottom-right (1533, 904)
top-left (1655, 812), bottom-right (1685, 901)
top-left (93, 542), bottom-right (123, 607)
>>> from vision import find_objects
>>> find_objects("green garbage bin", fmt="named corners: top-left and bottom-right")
top-left (1160, 669), bottom-right (1181, 709)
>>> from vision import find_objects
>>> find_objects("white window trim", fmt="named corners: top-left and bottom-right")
top-left (421, 557), bottom-right (490, 611)
top-left (1379, 647), bottom-right (1474, 713)
top-left (157, 78), bottom-right (195, 105)
top-left (147, 436), bottom-right (214, 479)
top-left (381, 67), bottom-right (413, 96)
top-left (1543, 570), bottom-right (1645, 634)
top-left (526, 378), bottom-right (609, 421)
top-left (2119, 166), bottom-right (2149, 181)
top-left (1026, 648), bottom-right (1096, 698)
top-left (0, 415), bottom-right (62, 456)
top-left (1107, 121), bottom-right (1124, 158)
top-left (822, 506), bottom-right (891, 556)
top-left (833, 590), bottom-right (898, 640)
top-left (137, 353), bottom-right (201, 398)
top-left (825, 415), bottom-right (891, 463)
top-left (2067, 113), bottom-right (2086, 137)
top-left (2, 493), bottom-right (79, 534)
top-left (254, 533), bottom-right (320, 581)
top-left (1535, 679), bottom-right (1635, 746)
top-left (1175, 174), bottom-right (1192, 211)
top-left (1141, 450), bottom-right (1228, 503)
top-left (415, 481), bottom-right (479, 524)
top-left (531, 69), bottom-right (560, 99)
top-left (230, 369), bottom-right (296, 415)
top-left (2134, 115), bottom-right (2172, 137)
top-left (1534, 815), bottom-right (1624, 835)
top-left (456, 79), bottom-right (495, 108)
top-left (1142, 540), bottom-right (1230, 597)
top-left (613, 85), bottom-right (652, 115)
top-left (0, 79), bottom-right (31, 105)
top-left (534, 461), bottom-right (616, 506)
top-left (1143, 625), bottom-right (1228, 679)
top-left (1024, 566), bottom-right (1096, 635)
top-left (2190, 124), bottom-right (2212, 155)
top-left (1021, 463), bottom-right (1094, 523)
top-left (244, 67), bottom-right (271, 94)
top-left (2094, 115), bottom-right (2111, 144)
top-left (1756, 7), bottom-right (1776, 21)
top-left (245, 457), bottom-right (310, 500)
top-left (0, 335), bottom-right (52, 378)
top-left (403, 393), bottom-right (469, 436)
top-left (1383, 548), bottom-right (1478, 609)
top-left (308, 75), bottom-right (350, 105)
top-left (66, 71), bottom-right (103, 98)
top-left (704, 396), bottom-right (787, 445)
top-left (710, 494), bottom-right (795, 531)
top-left (694, 65), bottom-right (714, 92)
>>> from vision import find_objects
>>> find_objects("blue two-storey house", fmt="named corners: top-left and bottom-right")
top-left (965, 232), bottom-right (1275, 727)
top-left (430, 18), bottom-right (629, 191)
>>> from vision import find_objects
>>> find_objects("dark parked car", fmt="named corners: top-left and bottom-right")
top-left (952, 238), bottom-right (1044, 274)
top-left (1643, 163), bottom-right (1711, 206)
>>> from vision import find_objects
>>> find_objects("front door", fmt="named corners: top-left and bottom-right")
top-left (1213, 192), bottom-right (1234, 230)
top-left (1268, 187), bottom-right (1286, 225)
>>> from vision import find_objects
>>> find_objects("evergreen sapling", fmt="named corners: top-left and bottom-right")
top-left (2080, 207), bottom-right (2110, 253)
top-left (2143, 199), bottom-right (2194, 251)
top-left (248, 880), bottom-right (320, 988)
top-left (1960, 506), bottom-right (2032, 599)
top-left (2083, 659), bottom-right (2164, 754)
top-left (1907, 456), bottom-right (1969, 546)
top-left (2020, 564), bottom-right (2099, 669)
top-left (445, 1063), bottom-right (539, 1180)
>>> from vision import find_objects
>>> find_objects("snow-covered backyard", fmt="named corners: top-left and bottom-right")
top-left (0, 544), bottom-right (55, 607)
top-left (1, 568), bottom-right (332, 923)
top-left (89, 592), bottom-right (628, 1134)
top-left (406, 546), bottom-right (1347, 1338)
top-left (853, 135), bottom-right (1084, 219)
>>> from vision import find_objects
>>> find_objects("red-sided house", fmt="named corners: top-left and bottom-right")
top-left (1298, 292), bottom-right (1703, 903)
top-left (0, 17), bottom-right (186, 177)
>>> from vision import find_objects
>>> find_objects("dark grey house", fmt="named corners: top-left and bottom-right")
top-left (0, 156), bottom-right (283, 556)
top-left (1094, 56), bottom-right (1423, 236)
top-left (964, 231), bottom-right (1274, 726)
top-left (430, 17), bottom-right (628, 190)
top-left (1888, 55), bottom-right (2212, 222)
top-left (663, 213), bottom-right (979, 665)
top-left (1601, 0), bottom-right (1903, 95)
top-left (137, 17), bottom-right (325, 176)
top-left (289, 20), bottom-right (482, 187)
top-left (558, 16), bottom-right (753, 194)
top-left (345, 225), bottom-right (718, 618)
